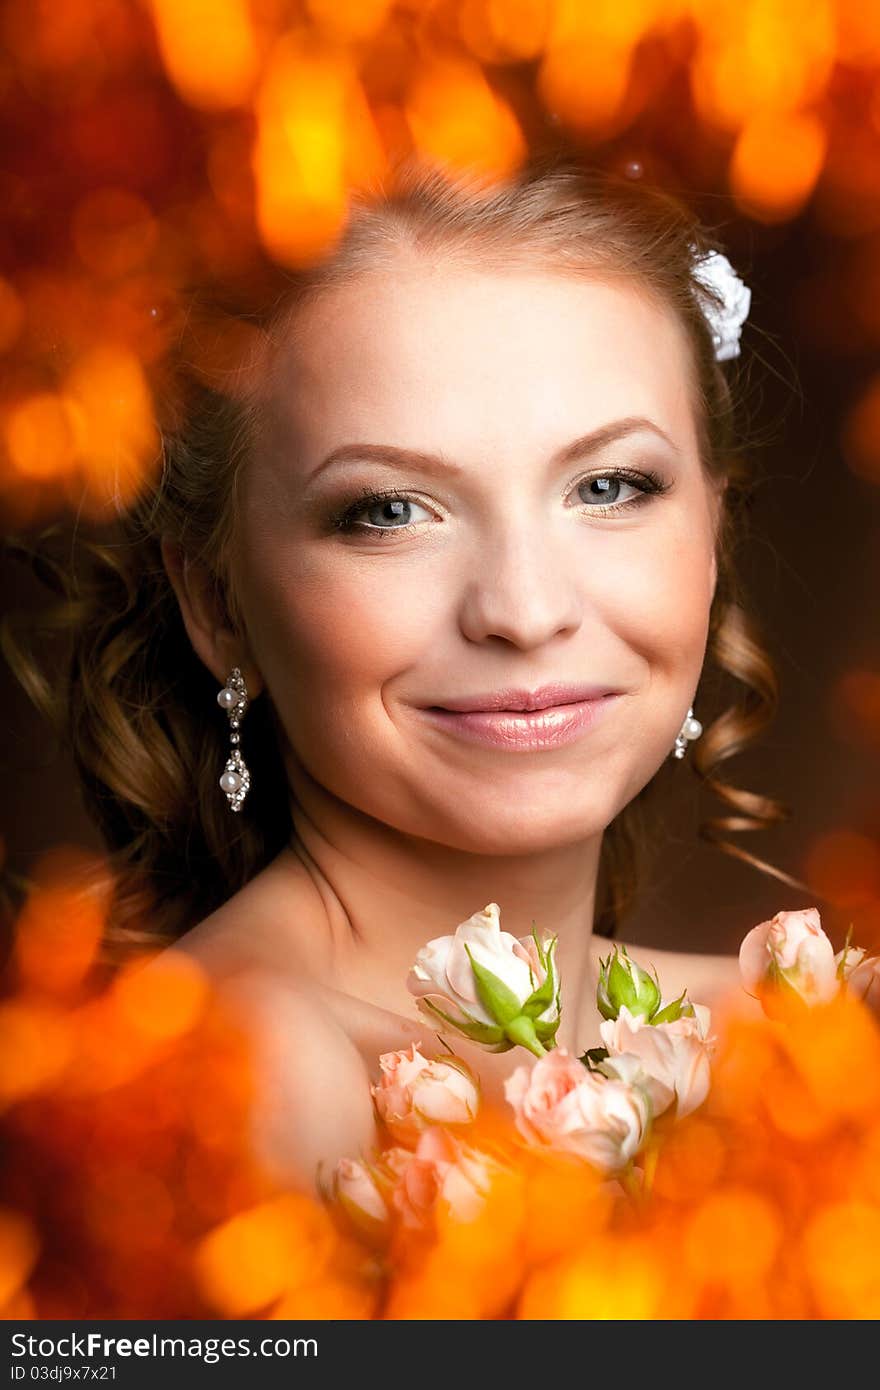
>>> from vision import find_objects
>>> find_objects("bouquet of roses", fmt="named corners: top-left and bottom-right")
top-left (328, 902), bottom-right (880, 1245)
top-left (4, 852), bottom-right (880, 1319)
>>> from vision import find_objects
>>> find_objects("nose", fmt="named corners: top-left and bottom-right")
top-left (456, 519), bottom-right (582, 650)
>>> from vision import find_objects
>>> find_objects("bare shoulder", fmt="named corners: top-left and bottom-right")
top-left (167, 846), bottom-right (330, 981)
top-left (203, 965), bottom-right (379, 1197)
top-left (142, 863), bottom-right (377, 1196)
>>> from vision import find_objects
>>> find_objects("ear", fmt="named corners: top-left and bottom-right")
top-left (161, 537), bottom-right (265, 698)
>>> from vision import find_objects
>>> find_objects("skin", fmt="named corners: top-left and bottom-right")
top-left (160, 258), bottom-right (754, 1192)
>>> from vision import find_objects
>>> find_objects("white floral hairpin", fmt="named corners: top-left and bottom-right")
top-left (690, 246), bottom-right (751, 362)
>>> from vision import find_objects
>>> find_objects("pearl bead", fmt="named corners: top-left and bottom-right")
top-left (220, 770), bottom-right (242, 793)
top-left (217, 687), bottom-right (237, 709)
top-left (684, 717), bottom-right (702, 739)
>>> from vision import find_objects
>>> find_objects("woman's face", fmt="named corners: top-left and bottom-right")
top-left (235, 261), bottom-right (722, 853)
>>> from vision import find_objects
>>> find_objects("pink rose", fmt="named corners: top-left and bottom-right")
top-left (845, 954), bottom-right (880, 1017)
top-left (739, 907), bottom-right (838, 1009)
top-left (599, 1003), bottom-right (714, 1118)
top-left (407, 902), bottom-right (560, 1051)
top-left (331, 1157), bottom-right (390, 1244)
top-left (503, 1048), bottom-right (649, 1172)
top-left (371, 1044), bottom-right (480, 1147)
top-left (380, 1127), bottom-right (501, 1230)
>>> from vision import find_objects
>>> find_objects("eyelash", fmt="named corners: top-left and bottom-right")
top-left (328, 468), bottom-right (671, 540)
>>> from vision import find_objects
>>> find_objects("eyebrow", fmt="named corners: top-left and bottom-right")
top-left (305, 416), bottom-right (681, 483)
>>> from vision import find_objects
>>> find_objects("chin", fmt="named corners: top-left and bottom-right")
top-left (434, 806), bottom-right (609, 856)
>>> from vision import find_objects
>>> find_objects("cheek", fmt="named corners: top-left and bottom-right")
top-left (238, 550), bottom-right (431, 716)
top-left (600, 525), bottom-right (715, 669)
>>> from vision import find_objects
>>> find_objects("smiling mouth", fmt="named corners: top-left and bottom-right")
top-left (419, 694), bottom-right (620, 751)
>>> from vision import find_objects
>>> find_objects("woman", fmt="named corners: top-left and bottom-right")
top-left (7, 156), bottom-right (812, 1193)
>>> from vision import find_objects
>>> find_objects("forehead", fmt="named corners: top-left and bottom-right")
top-left (262, 264), bottom-right (699, 465)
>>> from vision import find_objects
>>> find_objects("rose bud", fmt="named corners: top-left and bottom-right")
top-left (407, 902), bottom-right (560, 1056)
top-left (596, 945), bottom-right (661, 1022)
top-left (371, 1043), bottom-right (480, 1147)
top-left (330, 1157), bottom-right (391, 1245)
top-left (739, 907), bottom-right (838, 1012)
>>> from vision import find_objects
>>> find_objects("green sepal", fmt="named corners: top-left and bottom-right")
top-left (598, 945), bottom-right (661, 1021)
top-left (651, 989), bottom-right (689, 1025)
top-left (521, 934), bottom-right (560, 1019)
top-left (836, 923), bottom-right (855, 979)
top-left (765, 958), bottom-right (813, 1011)
top-left (417, 996), bottom-right (507, 1045)
top-left (504, 1014), bottom-right (546, 1058)
top-left (596, 952), bottom-right (618, 1021)
top-left (465, 945), bottom-right (523, 1025)
top-left (533, 1015), bottom-right (561, 1044)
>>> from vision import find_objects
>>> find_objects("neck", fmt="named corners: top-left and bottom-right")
top-left (280, 757), bottom-right (609, 1054)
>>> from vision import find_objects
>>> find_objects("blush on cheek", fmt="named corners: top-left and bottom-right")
top-left (242, 564), bottom-right (432, 749)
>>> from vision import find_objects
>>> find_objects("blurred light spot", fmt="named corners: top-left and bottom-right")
top-left (803, 1201), bottom-right (880, 1316)
top-left (538, 38), bottom-right (633, 135)
top-left (67, 993), bottom-right (165, 1093)
top-left (62, 343), bottom-right (160, 515)
top-left (13, 849), bottom-right (110, 995)
top-left (830, 668), bottom-right (880, 747)
top-left (148, 0), bottom-right (258, 109)
top-left (519, 1236), bottom-right (664, 1317)
top-left (684, 1186), bottom-right (782, 1282)
top-left (652, 1119), bottom-right (726, 1201)
top-left (0, 1208), bottom-right (40, 1309)
top-left (762, 1059), bottom-right (834, 1141)
top-left (803, 828), bottom-right (880, 908)
top-left (458, 0), bottom-right (554, 64)
top-left (194, 1194), bottom-right (337, 1316)
top-left (111, 949), bottom-right (210, 1042)
top-left (4, 394), bottom-right (77, 480)
top-left (842, 373), bottom-right (880, 483)
top-left (406, 56), bottom-right (526, 177)
top-left (254, 36), bottom-right (384, 267)
top-left (305, 0), bottom-right (394, 44)
top-left (691, 0), bottom-right (835, 131)
top-left (0, 1001), bottom-right (72, 1104)
top-left (835, 0), bottom-right (880, 67)
top-left (779, 996), bottom-right (880, 1120)
top-left (547, 0), bottom-right (669, 49)
top-left (730, 110), bottom-right (827, 221)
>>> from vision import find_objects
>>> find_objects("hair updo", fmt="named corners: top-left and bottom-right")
top-left (3, 152), bottom-right (819, 964)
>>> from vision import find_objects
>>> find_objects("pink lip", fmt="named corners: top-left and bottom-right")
top-left (420, 695), bottom-right (620, 751)
top-left (432, 682), bottom-right (618, 713)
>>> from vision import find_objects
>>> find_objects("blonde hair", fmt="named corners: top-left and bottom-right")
top-left (3, 152), bottom-right (821, 962)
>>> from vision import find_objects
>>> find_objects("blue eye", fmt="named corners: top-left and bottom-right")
top-left (329, 468), bottom-right (669, 541)
top-left (578, 474), bottom-right (644, 508)
top-left (344, 494), bottom-right (430, 531)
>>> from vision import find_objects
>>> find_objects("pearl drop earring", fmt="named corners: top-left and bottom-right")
top-left (217, 667), bottom-right (250, 811)
top-left (673, 705), bottom-right (702, 760)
